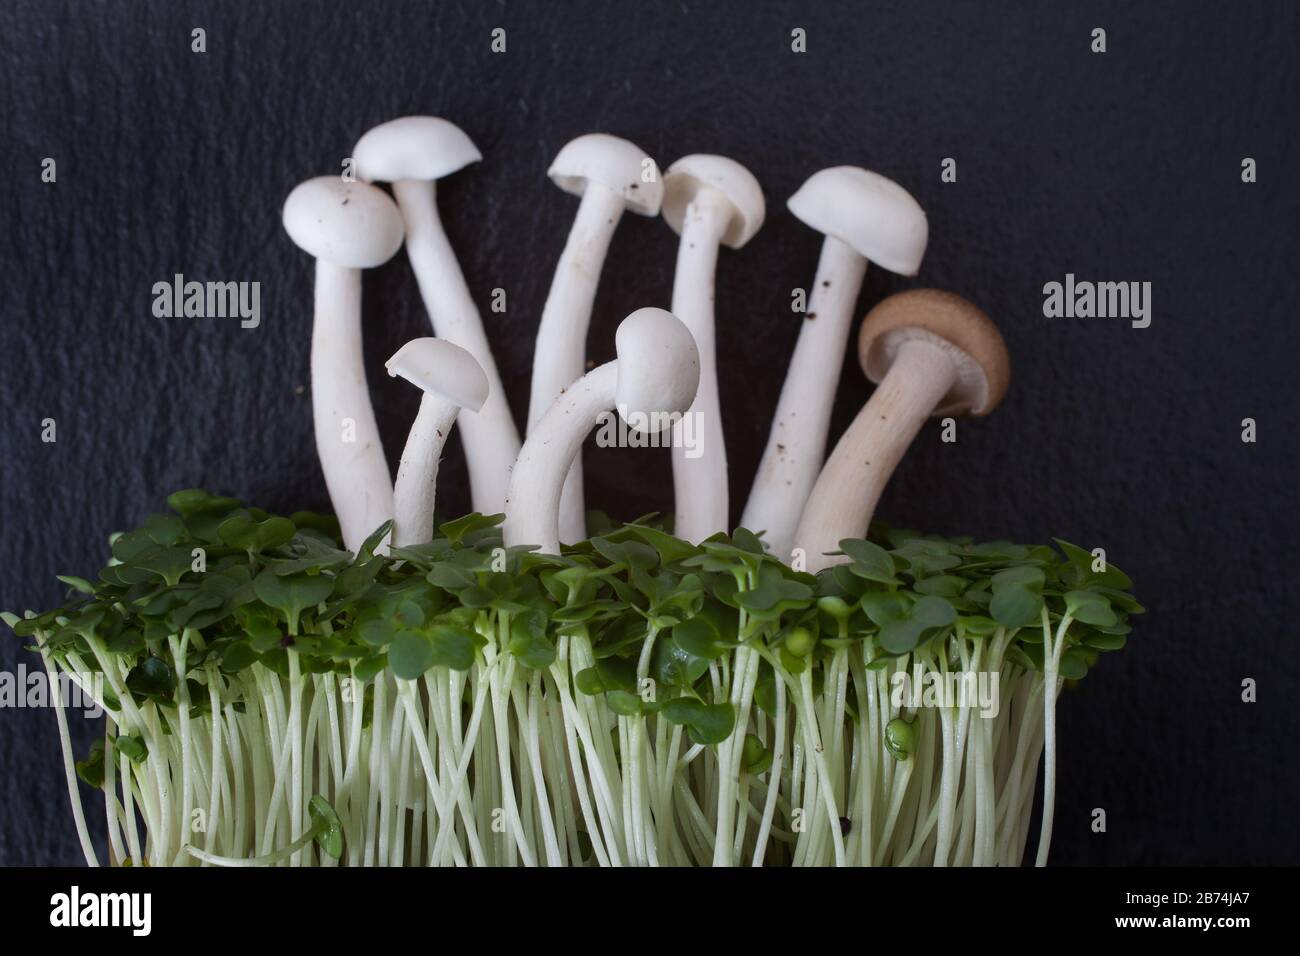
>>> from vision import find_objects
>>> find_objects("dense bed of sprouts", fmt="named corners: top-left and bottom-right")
top-left (5, 489), bottom-right (1139, 867)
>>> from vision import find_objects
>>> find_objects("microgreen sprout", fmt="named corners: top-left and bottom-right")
top-left (8, 489), bottom-right (1139, 867)
top-left (185, 796), bottom-right (342, 866)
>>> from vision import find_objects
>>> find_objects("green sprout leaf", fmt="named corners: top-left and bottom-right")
top-left (218, 515), bottom-right (296, 554)
top-left (606, 689), bottom-right (650, 717)
top-left (1059, 647), bottom-right (1091, 680)
top-left (741, 733), bottom-right (772, 774)
top-left (307, 795), bottom-right (344, 860)
top-left (356, 521), bottom-right (394, 561)
top-left (56, 575), bottom-right (97, 596)
top-left (661, 698), bottom-right (735, 746)
top-left (671, 615), bottom-right (734, 660)
top-left (76, 738), bottom-right (106, 788)
top-left (885, 718), bottom-right (915, 761)
top-left (439, 513), bottom-right (504, 548)
top-left (253, 569), bottom-right (335, 635)
top-left (575, 657), bottom-right (637, 696)
top-left (168, 489), bottom-right (242, 517)
top-left (839, 539), bottom-right (897, 584)
top-left (990, 584), bottom-right (1043, 629)
top-left (388, 629), bottom-right (434, 679)
top-left (427, 625), bottom-right (480, 671)
top-left (1064, 590), bottom-right (1118, 627)
top-left (269, 533), bottom-right (352, 575)
top-left (115, 734), bottom-right (149, 764)
top-left (125, 657), bottom-right (176, 703)
top-left (133, 546), bottom-right (199, 587)
top-left (508, 612), bottom-right (556, 669)
top-left (735, 565), bottom-right (813, 620)
top-left (875, 595), bottom-right (956, 654)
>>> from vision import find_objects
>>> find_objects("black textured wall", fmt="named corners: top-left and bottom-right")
top-left (2, 0), bottom-right (1296, 865)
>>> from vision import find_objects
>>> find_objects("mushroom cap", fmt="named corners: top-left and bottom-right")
top-left (613, 307), bottom-right (701, 431)
top-left (282, 177), bottom-right (405, 269)
top-left (352, 116), bottom-right (481, 184)
top-left (661, 154), bottom-right (766, 249)
top-left (787, 166), bottom-right (928, 276)
top-left (858, 290), bottom-right (1010, 417)
top-left (385, 337), bottom-right (489, 412)
top-left (548, 133), bottom-right (663, 217)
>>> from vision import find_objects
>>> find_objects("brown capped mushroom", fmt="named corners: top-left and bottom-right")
top-left (792, 289), bottom-right (1010, 572)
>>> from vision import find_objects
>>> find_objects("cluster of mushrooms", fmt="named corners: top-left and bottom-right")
top-left (282, 116), bottom-right (1010, 563)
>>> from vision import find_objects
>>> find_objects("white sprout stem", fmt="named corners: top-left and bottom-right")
top-left (741, 237), bottom-right (867, 557)
top-left (42, 607), bottom-right (1058, 867)
top-left (505, 362), bottom-right (619, 553)
top-left (722, 645), bottom-right (762, 864)
top-left (38, 644), bottom-right (100, 867)
top-left (751, 672), bottom-right (787, 865)
top-left (1036, 611), bottom-right (1073, 866)
top-left (528, 183), bottom-right (627, 544)
top-left (799, 668), bottom-right (846, 866)
top-left (396, 684), bottom-right (461, 853)
top-left (516, 670), bottom-right (563, 865)
top-left (169, 634), bottom-right (194, 866)
top-left (391, 394), bottom-right (459, 548)
top-left (487, 651), bottom-right (536, 865)
top-left (392, 178), bottom-right (521, 515)
top-left (670, 191), bottom-right (731, 542)
top-left (793, 338), bottom-right (959, 572)
top-left (312, 261), bottom-right (394, 553)
top-left (186, 825), bottom-right (318, 868)
top-left (102, 721), bottom-right (126, 866)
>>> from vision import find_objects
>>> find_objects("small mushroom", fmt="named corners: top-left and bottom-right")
top-left (385, 338), bottom-right (490, 548)
top-left (353, 116), bottom-right (521, 515)
top-left (741, 166), bottom-right (928, 558)
top-left (282, 176), bottom-right (405, 553)
top-left (506, 308), bottom-right (699, 555)
top-left (660, 154), bottom-right (765, 543)
top-left (528, 133), bottom-right (665, 543)
top-left (792, 290), bottom-right (1010, 573)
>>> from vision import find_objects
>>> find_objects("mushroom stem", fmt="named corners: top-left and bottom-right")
top-left (669, 192), bottom-right (731, 543)
top-left (527, 183), bottom-right (625, 543)
top-left (793, 339), bottom-right (958, 573)
top-left (391, 178), bottom-right (520, 515)
top-left (510, 308), bottom-right (700, 555)
top-left (508, 362), bottom-right (619, 555)
top-left (741, 237), bottom-right (868, 556)
top-left (391, 395), bottom-right (460, 549)
top-left (311, 262), bottom-right (395, 553)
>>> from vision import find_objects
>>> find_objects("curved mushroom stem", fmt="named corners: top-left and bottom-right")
top-left (669, 191), bottom-right (731, 543)
top-left (391, 395), bottom-right (460, 549)
top-left (742, 237), bottom-right (868, 556)
top-left (792, 338), bottom-right (957, 573)
top-left (311, 262), bottom-right (394, 553)
top-left (528, 183), bottom-right (626, 544)
top-left (509, 362), bottom-right (620, 554)
top-left (391, 178), bottom-right (520, 515)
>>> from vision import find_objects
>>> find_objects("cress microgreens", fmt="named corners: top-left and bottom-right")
top-left (5, 488), bottom-right (1140, 867)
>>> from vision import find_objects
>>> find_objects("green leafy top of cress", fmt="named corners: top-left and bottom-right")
top-left (4, 489), bottom-right (1141, 746)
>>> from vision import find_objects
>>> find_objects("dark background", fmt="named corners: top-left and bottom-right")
top-left (2, 0), bottom-right (1296, 866)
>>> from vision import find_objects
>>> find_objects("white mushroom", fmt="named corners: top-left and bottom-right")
top-left (793, 290), bottom-right (1010, 572)
top-left (506, 308), bottom-right (699, 555)
top-left (385, 338), bottom-right (490, 549)
top-left (528, 134), bottom-right (665, 544)
top-left (282, 176), bottom-right (405, 553)
top-left (660, 155), bottom-right (765, 544)
top-left (353, 116), bottom-right (521, 515)
top-left (741, 167), bottom-right (928, 558)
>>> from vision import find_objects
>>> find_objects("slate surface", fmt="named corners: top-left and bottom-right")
top-left (1, 0), bottom-right (1296, 865)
